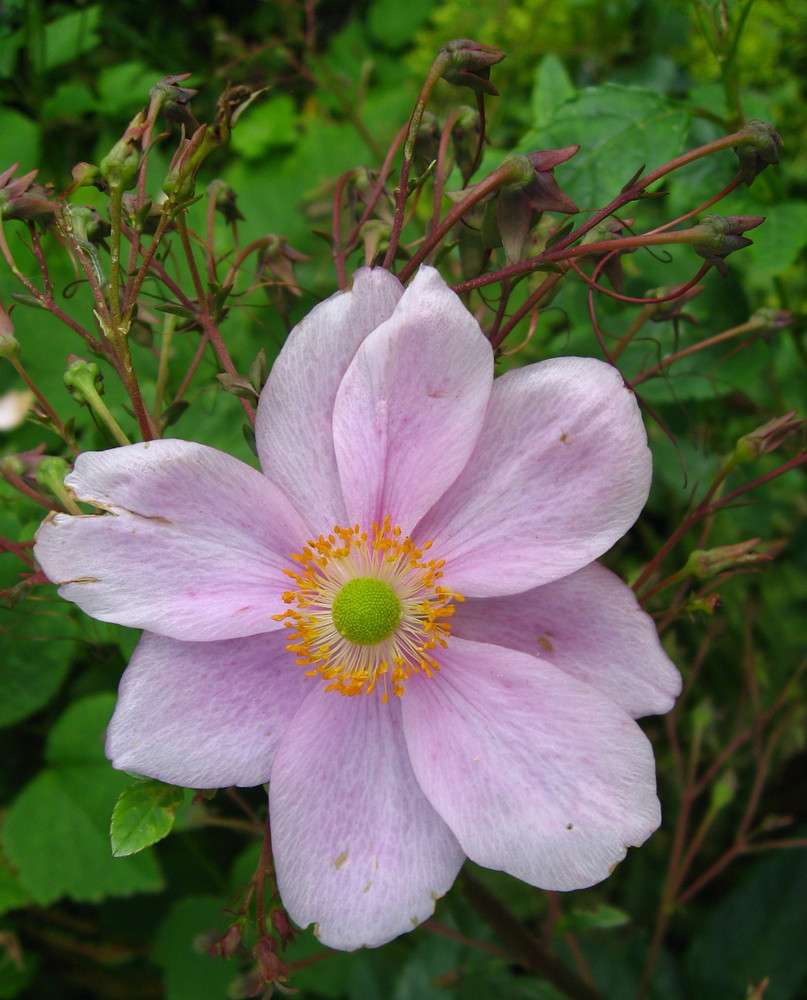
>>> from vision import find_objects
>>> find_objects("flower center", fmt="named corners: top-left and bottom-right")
top-left (331, 577), bottom-right (401, 644)
top-left (273, 517), bottom-right (463, 702)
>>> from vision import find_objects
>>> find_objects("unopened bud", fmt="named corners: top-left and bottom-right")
top-left (64, 358), bottom-right (104, 404)
top-left (749, 307), bottom-right (793, 334)
top-left (70, 162), bottom-right (104, 191)
top-left (440, 39), bottom-right (505, 96)
top-left (683, 539), bottom-right (770, 579)
top-left (35, 456), bottom-right (71, 495)
top-left (269, 908), bottom-right (296, 950)
top-left (692, 214), bottom-right (764, 276)
top-left (207, 179), bottom-right (245, 224)
top-left (253, 935), bottom-right (286, 984)
top-left (451, 106), bottom-right (481, 184)
top-left (733, 120), bottom-right (783, 185)
top-left (644, 284), bottom-right (704, 323)
top-left (213, 85), bottom-right (266, 147)
top-left (733, 412), bottom-right (803, 463)
top-left (62, 204), bottom-right (109, 245)
top-left (150, 74), bottom-right (200, 134)
top-left (100, 111), bottom-right (146, 191)
top-left (0, 301), bottom-right (19, 358)
top-left (0, 164), bottom-right (54, 221)
top-left (207, 923), bottom-right (242, 960)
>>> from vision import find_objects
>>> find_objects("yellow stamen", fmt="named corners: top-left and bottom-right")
top-left (272, 516), bottom-right (463, 702)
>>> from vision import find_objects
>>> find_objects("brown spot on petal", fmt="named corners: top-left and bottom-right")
top-left (537, 634), bottom-right (554, 653)
top-left (410, 916), bottom-right (420, 928)
top-left (334, 850), bottom-right (349, 869)
top-left (363, 882), bottom-right (373, 893)
top-left (559, 432), bottom-right (570, 444)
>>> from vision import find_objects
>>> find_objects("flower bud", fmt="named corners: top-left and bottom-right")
top-left (70, 162), bottom-right (104, 191)
top-left (748, 307), bottom-right (793, 334)
top-left (440, 39), bottom-right (505, 96)
top-left (643, 284), bottom-right (704, 323)
top-left (692, 214), bottom-right (764, 276)
top-left (0, 301), bottom-right (19, 359)
top-left (683, 539), bottom-right (770, 579)
top-left (35, 456), bottom-right (72, 495)
top-left (269, 908), bottom-right (296, 950)
top-left (252, 935), bottom-right (286, 984)
top-left (733, 120), bottom-right (783, 185)
top-left (258, 236), bottom-right (310, 319)
top-left (412, 111), bottom-right (440, 175)
top-left (61, 204), bottom-right (109, 245)
top-left (64, 358), bottom-right (104, 405)
top-left (150, 74), bottom-right (200, 134)
top-left (213, 84), bottom-right (266, 148)
top-left (100, 111), bottom-right (147, 191)
top-left (0, 164), bottom-right (54, 221)
top-left (207, 179), bottom-right (245, 224)
top-left (207, 923), bottom-right (242, 960)
top-left (733, 412), bottom-right (803, 464)
top-left (451, 106), bottom-right (481, 184)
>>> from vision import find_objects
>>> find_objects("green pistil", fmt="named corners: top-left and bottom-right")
top-left (332, 577), bottom-right (401, 645)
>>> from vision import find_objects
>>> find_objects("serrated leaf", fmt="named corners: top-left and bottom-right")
top-left (518, 84), bottom-right (691, 209)
top-left (2, 695), bottom-right (163, 905)
top-left (111, 779), bottom-right (184, 857)
top-left (0, 604), bottom-right (76, 729)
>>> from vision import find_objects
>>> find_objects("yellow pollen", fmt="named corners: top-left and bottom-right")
top-left (272, 516), bottom-right (463, 702)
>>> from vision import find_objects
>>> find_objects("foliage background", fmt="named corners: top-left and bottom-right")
top-left (0, 1), bottom-right (805, 998)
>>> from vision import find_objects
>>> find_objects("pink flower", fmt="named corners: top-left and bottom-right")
top-left (35, 267), bottom-right (679, 950)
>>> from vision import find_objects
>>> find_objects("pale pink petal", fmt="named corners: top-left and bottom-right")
top-left (34, 440), bottom-right (309, 641)
top-left (255, 268), bottom-right (404, 532)
top-left (452, 563), bottom-right (680, 718)
top-left (332, 266), bottom-right (494, 533)
top-left (403, 637), bottom-right (661, 891)
top-left (107, 631), bottom-right (307, 788)
top-left (415, 357), bottom-right (652, 596)
top-left (270, 688), bottom-right (464, 950)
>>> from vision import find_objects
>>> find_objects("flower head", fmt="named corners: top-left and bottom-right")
top-left (35, 267), bottom-right (679, 951)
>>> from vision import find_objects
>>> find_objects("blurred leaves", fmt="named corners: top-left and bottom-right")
top-left (2, 695), bottom-right (163, 905)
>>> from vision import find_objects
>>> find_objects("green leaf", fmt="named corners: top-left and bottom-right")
top-left (531, 54), bottom-right (576, 128)
top-left (1, 695), bottom-right (163, 905)
top-left (684, 841), bottom-right (807, 1000)
top-left (518, 84), bottom-right (691, 208)
top-left (40, 5), bottom-right (101, 71)
top-left (0, 109), bottom-right (40, 172)
top-left (152, 897), bottom-right (235, 1000)
top-left (0, 845), bottom-right (31, 917)
top-left (367, 0), bottom-right (434, 49)
top-left (0, 604), bottom-right (75, 729)
top-left (740, 200), bottom-right (807, 279)
top-left (228, 95), bottom-right (298, 159)
top-left (111, 779), bottom-right (185, 857)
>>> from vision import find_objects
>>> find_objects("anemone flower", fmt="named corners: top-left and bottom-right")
top-left (35, 266), bottom-right (680, 950)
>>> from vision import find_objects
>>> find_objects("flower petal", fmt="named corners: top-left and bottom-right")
top-left (106, 631), bottom-right (307, 787)
top-left (332, 266), bottom-right (494, 533)
top-left (270, 688), bottom-right (465, 950)
top-left (255, 267), bottom-right (404, 532)
top-left (403, 637), bottom-right (661, 891)
top-left (416, 357), bottom-right (652, 595)
top-left (452, 563), bottom-right (681, 718)
top-left (34, 440), bottom-right (309, 641)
